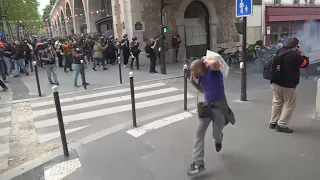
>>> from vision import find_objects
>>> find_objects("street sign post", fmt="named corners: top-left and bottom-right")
top-left (235, 0), bottom-right (252, 101)
top-left (236, 0), bottom-right (253, 17)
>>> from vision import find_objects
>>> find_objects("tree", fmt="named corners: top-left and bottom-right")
top-left (42, 4), bottom-right (53, 22)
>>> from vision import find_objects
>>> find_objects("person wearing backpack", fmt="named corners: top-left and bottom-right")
top-left (266, 37), bottom-right (309, 133)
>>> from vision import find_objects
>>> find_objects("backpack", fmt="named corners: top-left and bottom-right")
top-left (263, 48), bottom-right (294, 80)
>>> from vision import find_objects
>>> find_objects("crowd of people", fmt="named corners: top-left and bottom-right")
top-left (0, 32), bottom-right (182, 90)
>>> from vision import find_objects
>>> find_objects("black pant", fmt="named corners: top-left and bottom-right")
top-left (64, 55), bottom-right (72, 71)
top-left (57, 52), bottom-right (63, 67)
top-left (130, 55), bottom-right (139, 69)
top-left (25, 53), bottom-right (33, 71)
top-left (0, 79), bottom-right (6, 89)
top-left (123, 52), bottom-right (130, 65)
top-left (149, 55), bottom-right (156, 72)
top-left (38, 53), bottom-right (43, 68)
top-left (0, 61), bottom-right (6, 81)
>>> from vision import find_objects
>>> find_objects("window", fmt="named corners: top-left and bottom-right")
top-left (293, 0), bottom-right (300, 4)
top-left (309, 0), bottom-right (315, 5)
top-left (274, 0), bottom-right (281, 4)
top-left (106, 0), bottom-right (112, 16)
top-left (253, 0), bottom-right (262, 5)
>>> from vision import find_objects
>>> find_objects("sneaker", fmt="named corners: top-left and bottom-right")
top-left (92, 67), bottom-right (97, 71)
top-left (276, 125), bottom-right (293, 133)
top-left (103, 67), bottom-right (108, 70)
top-left (50, 82), bottom-right (55, 85)
top-left (25, 73), bottom-right (29, 76)
top-left (1, 87), bottom-right (8, 92)
top-left (269, 123), bottom-right (277, 129)
top-left (124, 65), bottom-right (127, 68)
top-left (187, 163), bottom-right (205, 176)
top-left (55, 82), bottom-right (60, 85)
top-left (82, 82), bottom-right (90, 86)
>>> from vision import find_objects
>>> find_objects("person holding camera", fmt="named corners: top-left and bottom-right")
top-left (129, 37), bottom-right (141, 70)
top-left (145, 37), bottom-right (158, 73)
top-left (42, 44), bottom-right (59, 85)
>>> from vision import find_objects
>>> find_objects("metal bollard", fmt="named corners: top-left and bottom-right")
top-left (33, 61), bottom-right (41, 97)
top-left (80, 60), bottom-right (87, 89)
top-left (183, 64), bottom-right (188, 110)
top-left (52, 85), bottom-right (69, 156)
top-left (118, 50), bottom-right (123, 84)
top-left (129, 72), bottom-right (137, 127)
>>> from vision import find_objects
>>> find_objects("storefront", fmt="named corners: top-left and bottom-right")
top-left (265, 6), bottom-right (320, 45)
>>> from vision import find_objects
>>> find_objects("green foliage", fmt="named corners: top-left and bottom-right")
top-left (3, 0), bottom-right (42, 29)
top-left (42, 4), bottom-right (53, 22)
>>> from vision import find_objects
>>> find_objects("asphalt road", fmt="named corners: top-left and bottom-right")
top-left (3, 69), bottom-right (320, 180)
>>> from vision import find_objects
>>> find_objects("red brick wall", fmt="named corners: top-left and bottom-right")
top-left (115, 0), bottom-right (122, 38)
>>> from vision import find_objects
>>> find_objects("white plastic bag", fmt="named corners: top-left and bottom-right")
top-left (206, 50), bottom-right (230, 78)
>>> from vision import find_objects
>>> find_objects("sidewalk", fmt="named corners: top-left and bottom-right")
top-left (5, 74), bottom-right (320, 180)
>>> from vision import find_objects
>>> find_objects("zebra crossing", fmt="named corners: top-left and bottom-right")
top-left (30, 82), bottom-right (195, 144)
top-left (0, 105), bottom-right (12, 170)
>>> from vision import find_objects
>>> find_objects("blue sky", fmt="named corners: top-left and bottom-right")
top-left (38, 0), bottom-right (50, 15)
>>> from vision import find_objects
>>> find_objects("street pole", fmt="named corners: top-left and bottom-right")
top-left (52, 85), bottom-right (69, 157)
top-left (183, 64), bottom-right (188, 110)
top-left (160, 0), bottom-right (166, 75)
top-left (33, 61), bottom-right (41, 97)
top-left (80, 60), bottom-right (87, 89)
top-left (118, 49), bottom-right (123, 84)
top-left (0, 0), bottom-right (5, 42)
top-left (240, 17), bottom-right (247, 101)
top-left (129, 72), bottom-right (137, 127)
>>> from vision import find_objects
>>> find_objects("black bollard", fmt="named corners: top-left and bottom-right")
top-left (80, 60), bottom-right (87, 89)
top-left (118, 50), bottom-right (123, 84)
top-left (52, 85), bottom-right (69, 157)
top-left (33, 61), bottom-right (41, 97)
top-left (129, 72), bottom-right (137, 127)
top-left (183, 64), bottom-right (188, 110)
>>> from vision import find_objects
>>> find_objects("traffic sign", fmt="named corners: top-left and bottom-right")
top-left (0, 32), bottom-right (4, 38)
top-left (236, 0), bottom-right (253, 17)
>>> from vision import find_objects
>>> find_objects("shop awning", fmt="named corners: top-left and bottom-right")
top-left (266, 6), bottom-right (320, 22)
top-left (268, 15), bottom-right (320, 22)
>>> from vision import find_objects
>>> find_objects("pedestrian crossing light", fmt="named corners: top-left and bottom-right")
top-left (162, 26), bottom-right (168, 33)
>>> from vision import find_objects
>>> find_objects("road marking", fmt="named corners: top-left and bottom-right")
top-left (0, 143), bottom-right (9, 157)
top-left (38, 126), bottom-right (89, 144)
top-left (34, 94), bottom-right (194, 129)
top-left (0, 107), bottom-right (11, 114)
top-left (0, 117), bottom-right (10, 123)
top-left (31, 83), bottom-right (167, 108)
top-left (44, 158), bottom-right (81, 180)
top-left (33, 87), bottom-right (179, 117)
top-left (126, 112), bottom-right (193, 137)
top-left (0, 127), bottom-right (10, 137)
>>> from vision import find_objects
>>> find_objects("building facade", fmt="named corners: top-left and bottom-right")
top-left (49, 0), bottom-right (242, 57)
top-left (247, 0), bottom-right (320, 46)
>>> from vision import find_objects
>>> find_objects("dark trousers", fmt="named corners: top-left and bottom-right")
top-left (0, 61), bottom-right (6, 81)
top-left (38, 53), bottom-right (43, 68)
top-left (149, 55), bottom-right (156, 73)
top-left (64, 55), bottom-right (72, 71)
top-left (25, 53), bottom-right (33, 71)
top-left (57, 52), bottom-right (63, 67)
top-left (123, 52), bottom-right (130, 65)
top-left (130, 55), bottom-right (139, 69)
top-left (0, 79), bottom-right (6, 88)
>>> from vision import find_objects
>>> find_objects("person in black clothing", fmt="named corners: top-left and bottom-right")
top-left (2, 43), bottom-right (13, 77)
top-left (145, 37), bottom-right (158, 73)
top-left (172, 33), bottom-right (181, 63)
top-left (105, 36), bottom-right (117, 65)
top-left (23, 39), bottom-right (34, 72)
top-left (0, 43), bottom-right (8, 83)
top-left (12, 41), bottom-right (29, 77)
top-left (120, 34), bottom-right (130, 67)
top-left (72, 48), bottom-right (89, 87)
top-left (269, 37), bottom-right (309, 133)
top-left (42, 44), bottom-right (59, 85)
top-left (129, 37), bottom-right (140, 70)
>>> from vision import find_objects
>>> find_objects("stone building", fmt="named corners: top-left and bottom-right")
top-left (49, 0), bottom-right (240, 57)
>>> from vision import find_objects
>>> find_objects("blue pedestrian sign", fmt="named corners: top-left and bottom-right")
top-left (236, 0), bottom-right (253, 17)
top-left (0, 32), bottom-right (4, 39)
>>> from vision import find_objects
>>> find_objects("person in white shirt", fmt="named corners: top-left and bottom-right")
top-left (54, 39), bottom-right (64, 67)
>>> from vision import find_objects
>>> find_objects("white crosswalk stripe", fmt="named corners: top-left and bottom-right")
top-left (30, 82), bottom-right (195, 144)
top-left (0, 106), bottom-right (12, 164)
